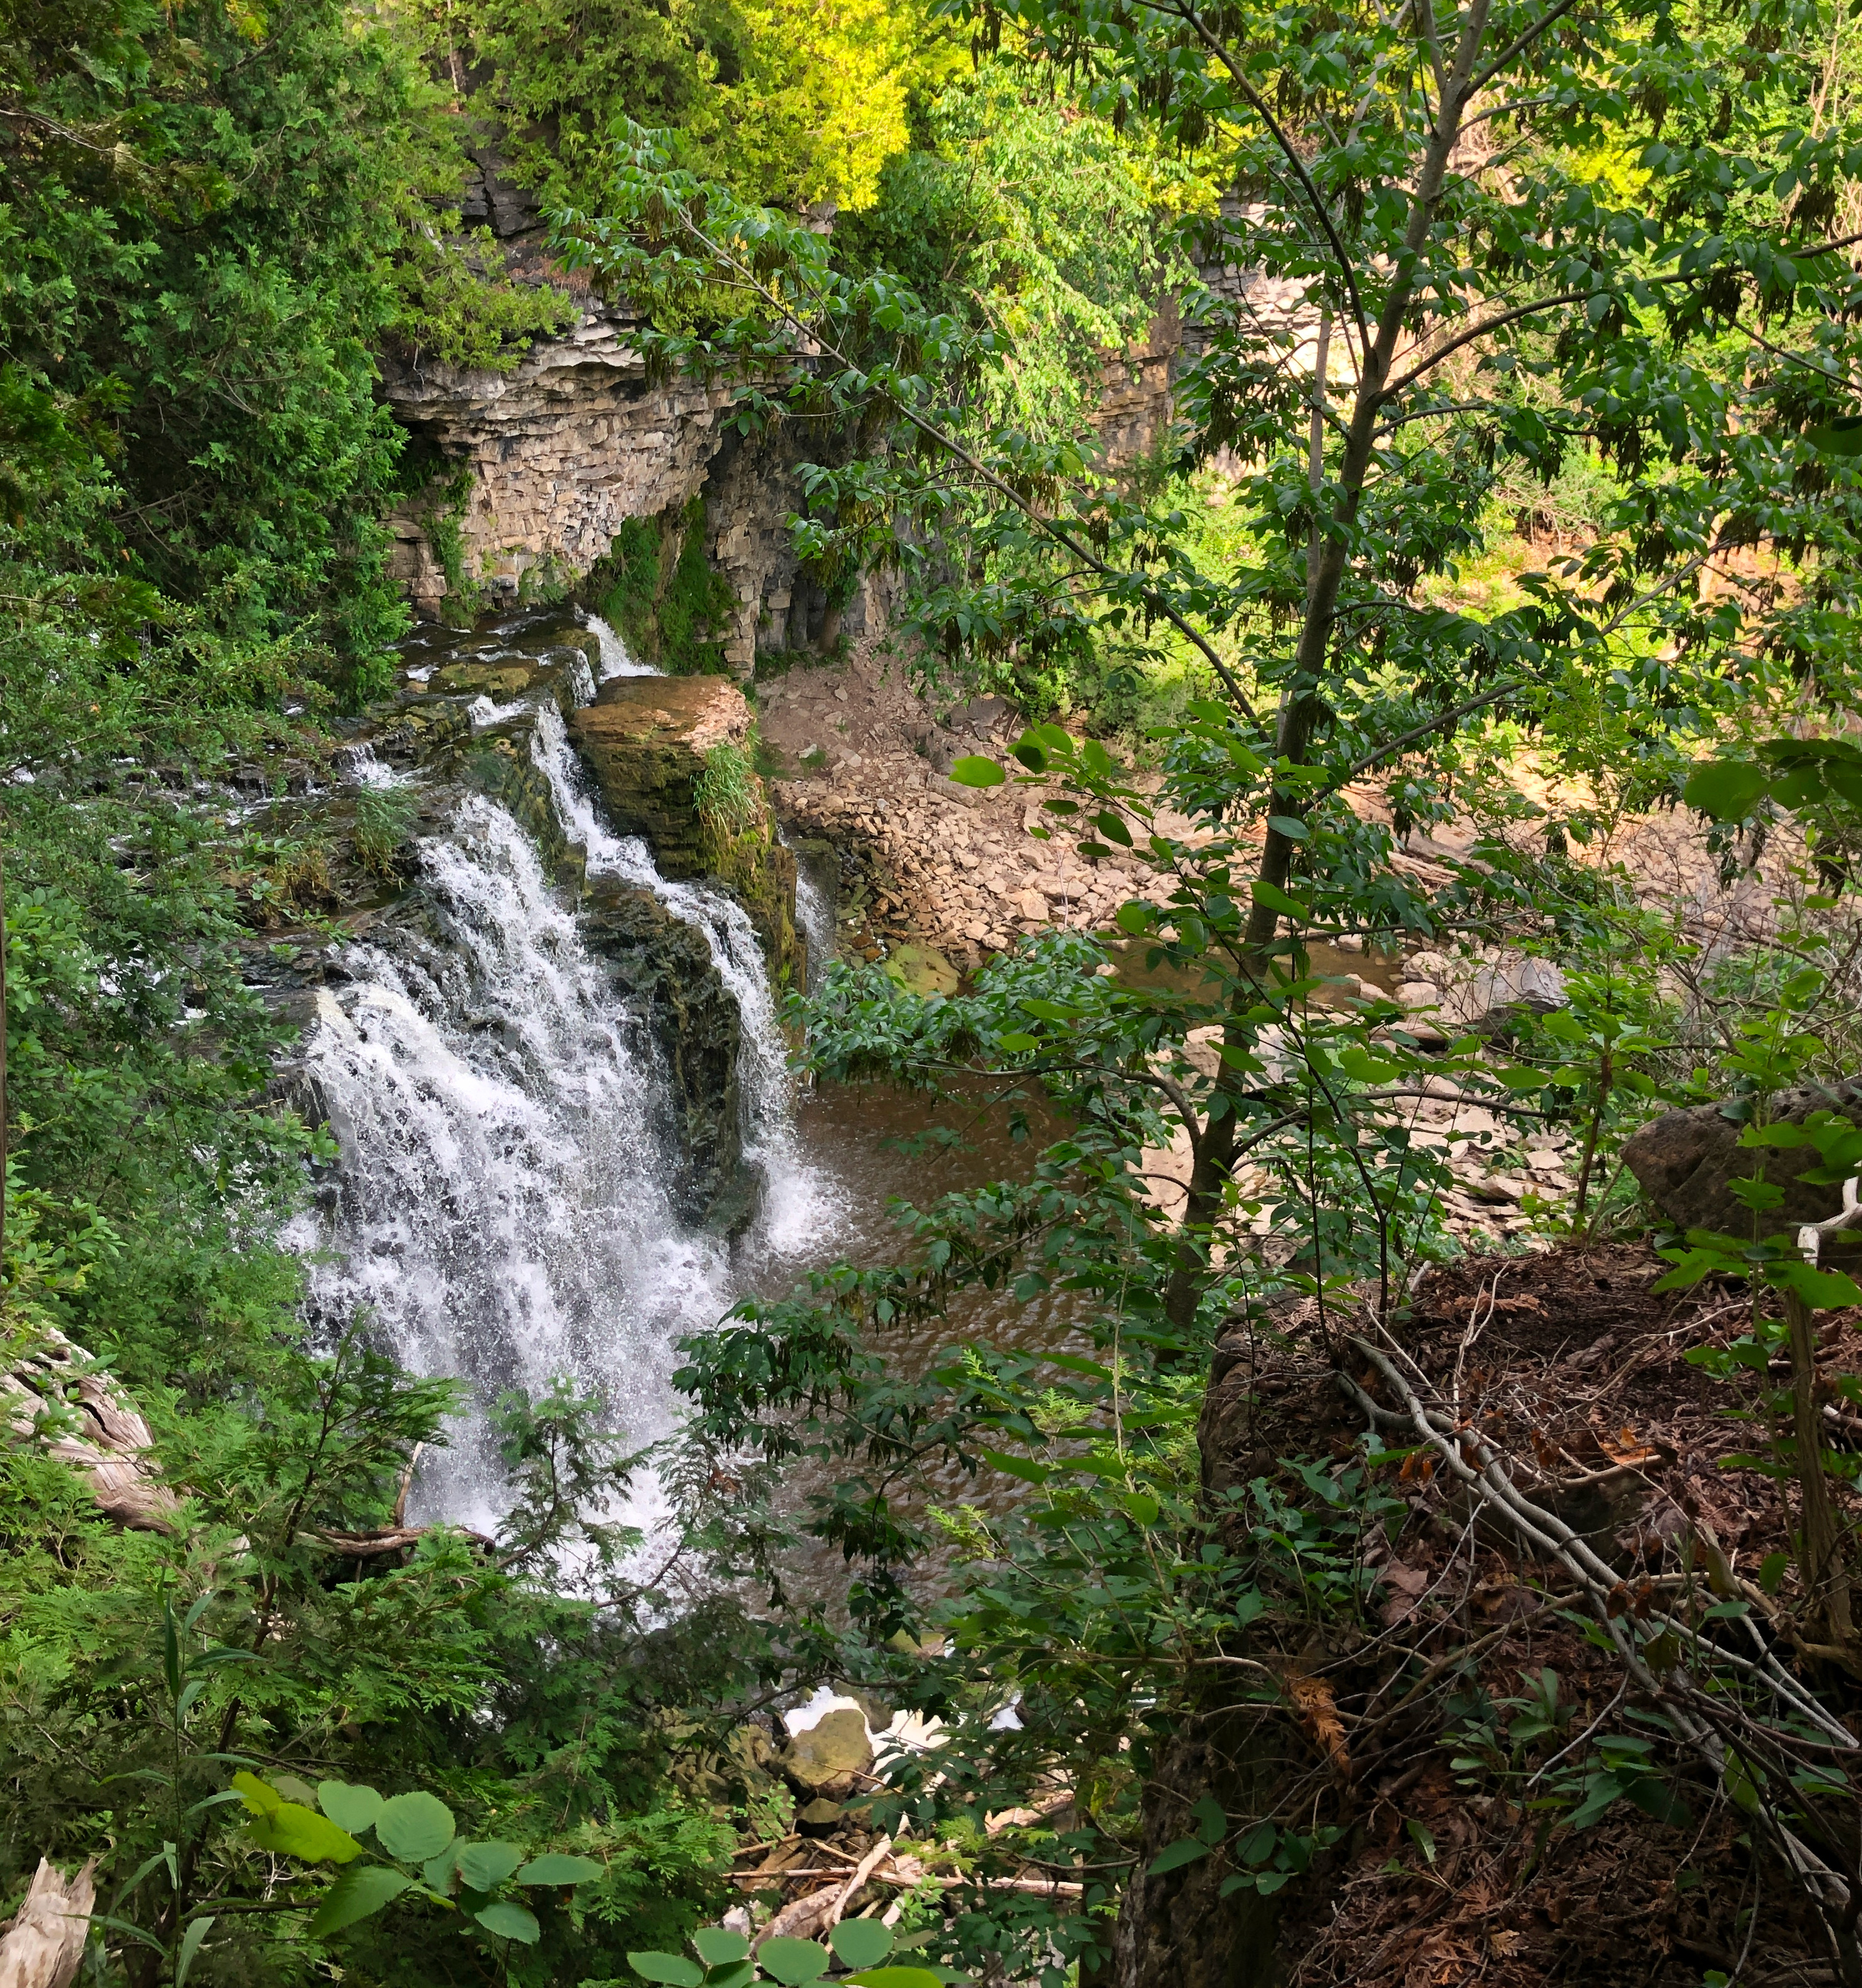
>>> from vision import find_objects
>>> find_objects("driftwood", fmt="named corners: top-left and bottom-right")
top-left (0, 1858), bottom-right (98, 1988)
top-left (2, 1332), bottom-right (181, 1533)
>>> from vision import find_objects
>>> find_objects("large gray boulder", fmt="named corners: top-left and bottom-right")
top-left (1621, 1084), bottom-right (1862, 1238)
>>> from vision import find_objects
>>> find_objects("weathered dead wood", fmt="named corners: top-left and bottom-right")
top-left (3, 1332), bottom-right (181, 1533)
top-left (0, 1857), bottom-right (98, 1988)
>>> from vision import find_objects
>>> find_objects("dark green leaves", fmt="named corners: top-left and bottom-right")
top-left (1146, 1837), bottom-right (1209, 1875)
top-left (308, 1866), bottom-right (413, 1938)
top-left (1683, 739), bottom-right (1862, 820)
top-left (1805, 415), bottom-right (1862, 456)
top-left (474, 1900), bottom-right (540, 1943)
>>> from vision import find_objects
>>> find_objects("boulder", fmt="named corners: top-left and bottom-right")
top-left (571, 674), bottom-right (803, 987)
top-left (780, 1707), bottom-right (873, 1801)
top-left (570, 675), bottom-right (754, 878)
top-left (1621, 1083), bottom-right (1862, 1241)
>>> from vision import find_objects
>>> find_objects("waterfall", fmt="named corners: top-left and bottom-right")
top-left (585, 612), bottom-right (658, 681)
top-left (287, 610), bottom-right (839, 1530)
top-left (784, 835), bottom-right (837, 994)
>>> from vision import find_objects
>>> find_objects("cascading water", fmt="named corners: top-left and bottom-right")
top-left (288, 609), bottom-right (839, 1529)
top-left (785, 835), bottom-right (837, 995)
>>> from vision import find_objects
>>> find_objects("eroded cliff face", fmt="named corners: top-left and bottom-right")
top-left (381, 307), bottom-right (901, 672)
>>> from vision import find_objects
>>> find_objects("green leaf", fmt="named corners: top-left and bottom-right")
top-left (843, 1972), bottom-right (949, 1988)
top-left (1405, 1819), bottom-right (1437, 1865)
top-left (1249, 880), bottom-right (1310, 920)
top-left (1722, 1750), bottom-right (1764, 1813)
top-left (1805, 415), bottom-right (1862, 456)
top-left (694, 1926), bottom-right (753, 1965)
top-left (457, 1841), bottom-right (525, 1891)
top-left (1114, 900), bottom-right (1152, 935)
top-left (1769, 1260), bottom-right (1862, 1310)
top-left (317, 1782), bottom-right (383, 1835)
top-left (996, 1032), bottom-right (1040, 1053)
top-left (248, 1802), bottom-right (363, 1864)
top-left (175, 1914), bottom-right (213, 1987)
top-left (273, 1774), bottom-right (319, 1808)
top-left (475, 1899), bottom-right (540, 1943)
top-left (1093, 810), bottom-right (1133, 847)
top-left (1120, 1491), bottom-right (1160, 1525)
top-left (830, 1920), bottom-right (895, 1967)
top-left (231, 1771), bottom-right (281, 1817)
top-left (375, 1791), bottom-right (454, 1862)
top-left (1146, 1837), bottom-right (1210, 1876)
top-left (1682, 759), bottom-right (1770, 821)
top-left (948, 756), bottom-right (1005, 788)
top-left (1266, 814), bottom-right (1308, 841)
top-left (307, 1865), bottom-right (413, 1938)
top-left (982, 1448), bottom-right (1051, 1485)
top-left (514, 1853), bottom-right (603, 1886)
top-left (759, 1935), bottom-right (833, 1983)
top-left (626, 1955), bottom-right (706, 1987)
top-left (1567, 1771), bottom-right (1627, 1829)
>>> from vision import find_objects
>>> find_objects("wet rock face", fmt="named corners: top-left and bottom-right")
top-left (572, 674), bottom-right (804, 991)
top-left (578, 876), bottom-right (744, 1227)
top-left (1621, 1084), bottom-right (1862, 1241)
top-left (780, 1709), bottom-right (873, 1803)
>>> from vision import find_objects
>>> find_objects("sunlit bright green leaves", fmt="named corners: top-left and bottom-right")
top-left (234, 1777), bottom-right (363, 1864)
top-left (948, 755), bottom-right (1005, 787)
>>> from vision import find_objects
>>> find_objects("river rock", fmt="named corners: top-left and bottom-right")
top-left (780, 1707), bottom-right (873, 1800)
top-left (1621, 1084), bottom-right (1862, 1242)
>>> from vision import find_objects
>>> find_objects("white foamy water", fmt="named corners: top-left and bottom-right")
top-left (584, 612), bottom-right (658, 680)
top-left (288, 617), bottom-right (840, 1531)
top-left (782, 828), bottom-right (836, 994)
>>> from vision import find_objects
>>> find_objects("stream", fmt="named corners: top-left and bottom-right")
top-left (285, 607), bottom-right (1058, 1537)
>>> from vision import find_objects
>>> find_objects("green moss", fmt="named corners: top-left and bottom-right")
top-left (592, 497), bottom-right (736, 673)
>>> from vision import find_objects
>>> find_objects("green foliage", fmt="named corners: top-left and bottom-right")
top-left (352, 784), bottom-right (420, 878)
top-left (386, 224), bottom-right (577, 375)
top-left (598, 500), bottom-right (738, 674)
top-left (696, 741), bottom-right (765, 850)
top-left (406, 0), bottom-right (946, 217)
top-left (630, 1917), bottom-right (951, 1986)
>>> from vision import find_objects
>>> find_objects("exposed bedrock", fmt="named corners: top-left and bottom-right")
top-left (380, 309), bottom-right (900, 671)
top-left (570, 673), bottom-right (804, 990)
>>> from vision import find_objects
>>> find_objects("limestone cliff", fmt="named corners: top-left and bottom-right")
top-left (380, 305), bottom-right (899, 672)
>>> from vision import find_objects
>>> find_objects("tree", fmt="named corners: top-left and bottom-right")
top-left (557, 0), bottom-right (1862, 1977)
